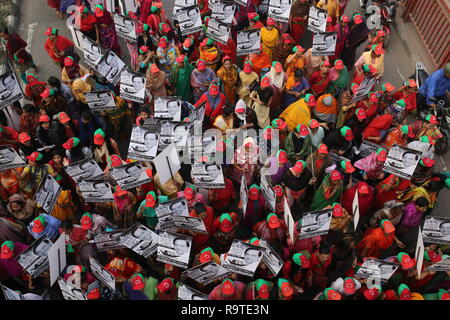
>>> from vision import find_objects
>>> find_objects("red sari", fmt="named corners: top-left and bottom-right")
top-left (341, 182), bottom-right (374, 217)
top-left (356, 227), bottom-right (395, 258)
top-left (309, 71), bottom-right (331, 95)
top-left (374, 174), bottom-right (410, 210)
top-left (194, 92), bottom-right (226, 126)
top-left (217, 38), bottom-right (237, 64)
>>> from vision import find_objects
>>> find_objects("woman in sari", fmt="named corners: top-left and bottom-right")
top-left (289, 0), bottom-right (310, 43)
top-left (24, 74), bottom-right (47, 107)
top-left (249, 76), bottom-right (272, 129)
top-left (284, 45), bottom-right (306, 90)
top-left (61, 56), bottom-right (90, 86)
top-left (145, 2), bottom-right (170, 32)
top-left (6, 194), bottom-right (40, 226)
top-left (112, 186), bottom-right (138, 229)
top-left (341, 14), bottom-right (369, 69)
top-left (194, 84), bottom-right (226, 127)
top-left (94, 4), bottom-right (122, 56)
top-left (368, 200), bottom-right (405, 229)
top-left (272, 34), bottom-right (295, 65)
top-left (247, 45), bottom-right (272, 76)
top-left (316, 0), bottom-right (340, 22)
top-left (266, 61), bottom-right (287, 118)
top-left (282, 69), bottom-right (310, 109)
top-left (170, 55), bottom-right (195, 102)
top-left (260, 18), bottom-right (279, 59)
top-left (341, 181), bottom-right (374, 218)
top-left (306, 144), bottom-right (333, 189)
top-left (51, 186), bottom-right (77, 223)
top-left (216, 56), bottom-right (239, 105)
top-left (330, 16), bottom-right (350, 62)
top-left (237, 62), bottom-right (259, 106)
top-left (199, 38), bottom-right (220, 72)
top-left (310, 170), bottom-right (344, 211)
top-left (374, 174), bottom-right (410, 210)
top-left (146, 63), bottom-right (167, 99)
top-left (356, 219), bottom-right (396, 258)
top-left (327, 59), bottom-right (350, 97)
top-left (309, 60), bottom-right (332, 96)
top-left (217, 38), bottom-right (237, 65)
top-left (0, 169), bottom-right (20, 202)
top-left (279, 94), bottom-right (314, 131)
top-left (354, 148), bottom-right (387, 182)
top-left (230, 137), bottom-right (259, 186)
top-left (190, 59), bottom-right (218, 102)
top-left (213, 106), bottom-right (235, 136)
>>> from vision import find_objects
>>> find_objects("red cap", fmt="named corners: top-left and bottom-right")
top-left (326, 15), bottom-right (332, 23)
top-left (304, 94), bottom-right (316, 106)
top-left (184, 186), bottom-right (195, 200)
top-left (19, 132), bottom-right (31, 144)
top-left (407, 79), bottom-right (417, 88)
top-left (32, 217), bottom-right (45, 233)
top-left (131, 274), bottom-right (146, 290)
top-left (150, 63), bottom-right (160, 74)
top-left (58, 112), bottom-right (70, 124)
top-left (176, 55), bottom-right (185, 63)
top-left (199, 248), bottom-right (214, 263)
top-left (1, 242), bottom-right (14, 259)
top-left (332, 203), bottom-right (343, 217)
top-left (197, 59), bottom-right (206, 71)
top-left (40, 88), bottom-right (53, 99)
top-left (354, 14), bottom-right (363, 25)
top-left (80, 214), bottom-right (93, 230)
top-left (296, 124), bottom-right (309, 137)
top-left (266, 17), bottom-right (276, 26)
top-left (157, 278), bottom-right (174, 293)
top-left (309, 119), bottom-right (320, 129)
top-left (64, 56), bottom-right (74, 66)
top-left (261, 76), bottom-right (270, 88)
top-left (292, 160), bottom-right (306, 174)
top-left (219, 214), bottom-right (233, 233)
top-left (94, 6), bottom-right (104, 18)
top-left (114, 185), bottom-right (128, 197)
top-left (87, 287), bottom-right (100, 299)
top-left (267, 213), bottom-right (280, 229)
top-left (341, 15), bottom-right (350, 23)
top-left (343, 277), bottom-right (357, 295)
top-left (321, 60), bottom-right (331, 67)
top-left (372, 44), bottom-right (384, 55)
top-left (277, 150), bottom-right (288, 164)
top-left (145, 191), bottom-right (156, 208)
top-left (248, 185), bottom-right (260, 201)
top-left (221, 279), bottom-right (235, 295)
top-left (426, 114), bottom-right (439, 124)
top-left (160, 23), bottom-right (171, 34)
top-left (243, 62), bottom-right (253, 73)
top-left (274, 185), bottom-right (283, 197)
top-left (363, 286), bottom-right (381, 300)
top-left (376, 148), bottom-right (388, 162)
top-left (355, 108), bottom-right (366, 120)
top-left (358, 182), bottom-right (370, 195)
top-left (273, 61), bottom-right (283, 73)
top-left (420, 157), bottom-right (435, 168)
top-left (39, 114), bottom-right (50, 123)
top-left (279, 280), bottom-right (293, 297)
top-left (330, 170), bottom-right (342, 181)
top-left (158, 37), bottom-right (168, 48)
top-left (318, 143), bottom-right (328, 154)
top-left (334, 59), bottom-right (344, 70)
top-left (94, 134), bottom-right (105, 145)
top-left (26, 151), bottom-right (42, 162)
top-left (368, 92), bottom-right (378, 103)
top-left (209, 84), bottom-right (219, 95)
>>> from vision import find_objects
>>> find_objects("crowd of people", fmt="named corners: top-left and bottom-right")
top-left (0, 0), bottom-right (449, 301)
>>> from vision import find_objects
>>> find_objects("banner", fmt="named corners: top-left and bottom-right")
top-left (127, 125), bottom-right (160, 161)
top-left (299, 209), bottom-right (333, 239)
top-left (237, 29), bottom-right (261, 55)
top-left (422, 216), bottom-right (450, 245)
top-left (191, 163), bottom-right (225, 188)
top-left (268, 0), bottom-right (292, 23)
top-left (177, 5), bottom-right (203, 36)
top-left (82, 35), bottom-right (103, 68)
top-left (308, 6), bottom-right (327, 33)
top-left (113, 13), bottom-right (137, 42)
top-left (205, 18), bottom-right (231, 45)
top-left (154, 97), bottom-right (183, 121)
top-left (64, 158), bottom-right (104, 183)
top-left (0, 145), bottom-right (26, 171)
top-left (119, 70), bottom-right (146, 104)
top-left (85, 90), bottom-right (117, 111)
top-left (383, 145), bottom-right (422, 180)
top-left (78, 179), bottom-right (114, 202)
top-left (157, 232), bottom-right (193, 269)
top-left (110, 162), bottom-right (151, 190)
top-left (212, 1), bottom-right (235, 25)
top-left (0, 71), bottom-right (24, 109)
top-left (222, 240), bottom-right (265, 277)
top-left (312, 32), bottom-right (337, 56)
top-left (16, 236), bottom-right (53, 277)
top-left (95, 50), bottom-right (126, 85)
top-left (34, 173), bottom-right (61, 214)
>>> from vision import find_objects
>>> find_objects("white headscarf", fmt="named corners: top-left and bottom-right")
top-left (267, 66), bottom-right (285, 89)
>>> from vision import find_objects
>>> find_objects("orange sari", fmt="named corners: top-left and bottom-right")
top-left (356, 227), bottom-right (395, 258)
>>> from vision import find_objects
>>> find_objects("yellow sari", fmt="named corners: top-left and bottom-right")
top-left (285, 53), bottom-right (305, 89)
top-left (279, 98), bottom-right (311, 131)
top-left (261, 27), bottom-right (279, 59)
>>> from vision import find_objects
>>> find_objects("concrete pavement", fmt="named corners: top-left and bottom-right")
top-left (16, 0), bottom-right (450, 217)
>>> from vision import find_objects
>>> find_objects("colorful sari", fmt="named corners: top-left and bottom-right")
top-left (375, 174), bottom-right (410, 210)
top-left (354, 152), bottom-right (385, 180)
top-left (289, 0), bottom-right (310, 43)
top-left (170, 56), bottom-right (195, 101)
top-left (260, 27), bottom-right (279, 59)
top-left (248, 50), bottom-right (272, 75)
top-left (279, 98), bottom-right (311, 131)
top-left (310, 174), bottom-right (344, 210)
top-left (237, 71), bottom-right (259, 106)
top-left (96, 11), bottom-right (121, 55)
top-left (51, 189), bottom-right (77, 222)
top-left (190, 67), bottom-right (218, 102)
top-left (217, 64), bottom-right (239, 105)
top-left (200, 46), bottom-right (220, 71)
top-left (356, 227), bottom-right (395, 258)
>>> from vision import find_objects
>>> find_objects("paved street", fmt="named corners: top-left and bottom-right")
top-left (16, 0), bottom-right (450, 217)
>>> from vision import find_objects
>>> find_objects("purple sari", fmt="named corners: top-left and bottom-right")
top-left (96, 11), bottom-right (122, 56)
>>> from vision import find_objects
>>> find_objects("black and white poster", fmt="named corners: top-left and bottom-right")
top-left (191, 163), bottom-right (225, 188)
top-left (223, 240), bottom-right (265, 277)
top-left (177, 5), bottom-right (203, 36)
top-left (186, 134), bottom-right (217, 163)
top-left (82, 35), bottom-right (102, 69)
top-left (173, 0), bottom-right (198, 15)
top-left (127, 125), bottom-right (160, 161)
top-left (119, 70), bottom-right (146, 104)
top-left (259, 239), bottom-right (283, 276)
top-left (154, 97), bottom-right (182, 121)
top-left (68, 25), bottom-right (84, 51)
top-left (153, 142), bottom-right (181, 185)
top-left (157, 232), bottom-right (192, 269)
top-left (16, 236), bottom-right (52, 277)
top-left (120, 222), bottom-right (159, 258)
top-left (233, 0), bottom-right (248, 6)
top-left (237, 29), bottom-right (261, 55)
top-left (240, 175), bottom-right (249, 216)
top-left (34, 174), bottom-right (61, 214)
top-left (299, 209), bottom-right (333, 239)
top-left (0, 71), bottom-right (23, 109)
top-left (64, 158), bottom-right (104, 183)
top-left (78, 179), bottom-right (114, 202)
top-left (351, 76), bottom-right (378, 103)
top-left (425, 256), bottom-right (450, 272)
top-left (355, 258), bottom-right (399, 283)
top-left (113, 13), bottom-right (136, 42)
top-left (159, 215), bottom-right (207, 234)
top-left (92, 229), bottom-right (127, 251)
top-left (48, 234), bottom-right (67, 286)
top-left (205, 18), bottom-right (231, 45)
top-left (422, 216), bottom-right (450, 245)
top-left (308, 6), bottom-right (327, 33)
top-left (260, 174), bottom-right (276, 212)
top-left (1, 283), bottom-right (22, 300)
top-left (284, 198), bottom-right (295, 242)
top-left (158, 121), bottom-right (190, 151)
top-left (85, 90), bottom-right (117, 111)
top-left (155, 197), bottom-right (190, 218)
top-left (182, 262), bottom-right (231, 285)
top-left (188, 105), bottom-right (206, 127)
top-left (268, 0), bottom-right (292, 23)
top-left (312, 32), bottom-right (337, 56)
top-left (58, 277), bottom-right (87, 300)
top-left (356, 140), bottom-right (380, 159)
top-left (95, 50), bottom-right (127, 85)
top-left (110, 162), bottom-right (151, 190)
top-left (212, 1), bottom-right (235, 25)
top-left (383, 145), bottom-right (422, 180)
top-left (178, 283), bottom-right (209, 300)
top-left (122, 0), bottom-right (138, 13)
top-left (89, 256), bottom-right (116, 291)
top-left (0, 145), bottom-right (26, 171)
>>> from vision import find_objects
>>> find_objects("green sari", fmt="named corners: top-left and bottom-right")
top-left (327, 66), bottom-right (350, 94)
top-left (310, 174), bottom-right (344, 211)
top-left (170, 57), bottom-right (195, 102)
